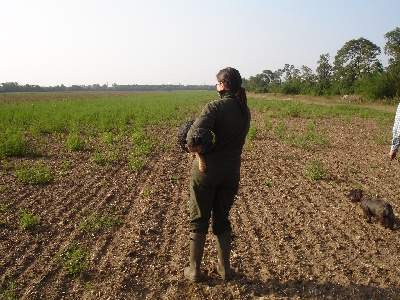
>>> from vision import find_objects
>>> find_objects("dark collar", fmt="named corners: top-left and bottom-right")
top-left (218, 90), bottom-right (236, 99)
top-left (360, 194), bottom-right (368, 202)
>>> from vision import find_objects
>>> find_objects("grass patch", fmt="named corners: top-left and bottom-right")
top-left (66, 132), bottom-right (86, 151)
top-left (80, 209), bottom-right (123, 233)
top-left (252, 98), bottom-right (394, 124)
top-left (142, 188), bottom-right (151, 197)
top-left (0, 91), bottom-right (211, 142)
top-left (305, 158), bottom-right (327, 180)
top-left (90, 150), bottom-right (119, 165)
top-left (264, 119), bottom-right (273, 131)
top-left (19, 210), bottom-right (39, 230)
top-left (129, 156), bottom-right (147, 171)
top-left (57, 242), bottom-right (89, 277)
top-left (288, 120), bottom-right (329, 149)
top-left (15, 161), bottom-right (54, 184)
top-left (247, 124), bottom-right (258, 142)
top-left (273, 119), bottom-right (329, 150)
top-left (0, 280), bottom-right (17, 300)
top-left (0, 131), bottom-right (28, 158)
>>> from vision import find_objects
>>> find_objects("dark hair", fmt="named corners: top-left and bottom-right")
top-left (216, 67), bottom-right (248, 116)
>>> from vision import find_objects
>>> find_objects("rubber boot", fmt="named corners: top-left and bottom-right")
top-left (216, 230), bottom-right (232, 280)
top-left (184, 233), bottom-right (206, 282)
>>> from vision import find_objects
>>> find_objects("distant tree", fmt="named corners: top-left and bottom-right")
top-left (384, 27), bottom-right (400, 63)
top-left (384, 27), bottom-right (400, 98)
top-left (299, 65), bottom-right (317, 94)
top-left (354, 72), bottom-right (390, 100)
top-left (282, 64), bottom-right (300, 82)
top-left (1, 82), bottom-right (20, 92)
top-left (260, 69), bottom-right (277, 84)
top-left (244, 74), bottom-right (269, 93)
top-left (316, 54), bottom-right (332, 81)
top-left (314, 53), bottom-right (333, 96)
top-left (280, 64), bottom-right (301, 94)
top-left (333, 38), bottom-right (383, 94)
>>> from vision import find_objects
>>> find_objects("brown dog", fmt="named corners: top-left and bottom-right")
top-left (348, 189), bottom-right (395, 230)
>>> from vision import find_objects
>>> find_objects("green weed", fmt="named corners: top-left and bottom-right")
top-left (19, 210), bottom-right (39, 230)
top-left (272, 119), bottom-right (329, 150)
top-left (58, 160), bottom-right (71, 176)
top-left (1, 159), bottom-right (13, 170)
top-left (247, 125), bottom-right (258, 142)
top-left (66, 132), bottom-right (86, 151)
top-left (288, 120), bottom-right (329, 149)
top-left (0, 131), bottom-right (28, 158)
top-left (305, 158), bottom-right (327, 180)
top-left (0, 280), bottom-right (17, 300)
top-left (99, 179), bottom-right (108, 186)
top-left (61, 160), bottom-right (71, 170)
top-left (129, 156), bottom-right (146, 171)
top-left (101, 131), bottom-right (114, 145)
top-left (264, 119), bottom-right (273, 131)
top-left (80, 210), bottom-right (123, 233)
top-left (15, 161), bottom-right (53, 184)
top-left (142, 188), bottom-right (151, 197)
top-left (90, 150), bottom-right (119, 165)
top-left (0, 203), bottom-right (7, 213)
top-left (264, 180), bottom-right (272, 187)
top-left (57, 242), bottom-right (89, 277)
top-left (274, 121), bottom-right (287, 140)
top-left (130, 130), bottom-right (156, 157)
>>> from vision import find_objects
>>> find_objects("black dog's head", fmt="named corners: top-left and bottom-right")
top-left (187, 128), bottom-right (216, 153)
top-left (178, 120), bottom-right (216, 153)
top-left (347, 189), bottom-right (364, 203)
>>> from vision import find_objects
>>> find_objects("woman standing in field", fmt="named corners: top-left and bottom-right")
top-left (184, 67), bottom-right (251, 282)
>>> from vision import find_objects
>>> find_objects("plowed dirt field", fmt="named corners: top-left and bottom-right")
top-left (1, 93), bottom-right (399, 299)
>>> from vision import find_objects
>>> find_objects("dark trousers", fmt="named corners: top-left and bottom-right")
top-left (188, 162), bottom-right (240, 235)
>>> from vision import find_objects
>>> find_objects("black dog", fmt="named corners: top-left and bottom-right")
top-left (348, 189), bottom-right (395, 230)
top-left (178, 120), bottom-right (216, 172)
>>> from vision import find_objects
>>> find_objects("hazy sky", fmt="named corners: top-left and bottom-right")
top-left (1, 0), bottom-right (399, 87)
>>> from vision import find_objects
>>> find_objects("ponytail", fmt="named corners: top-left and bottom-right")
top-left (235, 87), bottom-right (248, 117)
top-left (216, 67), bottom-right (248, 117)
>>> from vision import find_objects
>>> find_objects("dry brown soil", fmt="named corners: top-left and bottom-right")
top-left (1, 94), bottom-right (400, 299)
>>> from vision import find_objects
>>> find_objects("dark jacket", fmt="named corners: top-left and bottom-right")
top-left (187, 91), bottom-right (251, 172)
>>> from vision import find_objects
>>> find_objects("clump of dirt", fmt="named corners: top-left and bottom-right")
top-left (1, 99), bottom-right (399, 299)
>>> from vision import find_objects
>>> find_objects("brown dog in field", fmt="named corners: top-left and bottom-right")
top-left (347, 189), bottom-right (395, 230)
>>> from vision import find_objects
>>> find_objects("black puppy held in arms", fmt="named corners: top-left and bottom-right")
top-left (178, 120), bottom-right (216, 172)
top-left (347, 189), bottom-right (395, 230)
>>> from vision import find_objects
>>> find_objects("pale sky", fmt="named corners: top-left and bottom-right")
top-left (1, 0), bottom-right (399, 87)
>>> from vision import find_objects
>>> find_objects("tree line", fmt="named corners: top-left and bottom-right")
top-left (0, 82), bottom-right (214, 93)
top-left (1, 27), bottom-right (399, 102)
top-left (242, 27), bottom-right (400, 102)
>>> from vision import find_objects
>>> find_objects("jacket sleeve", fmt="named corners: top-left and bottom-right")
top-left (186, 101), bottom-right (218, 142)
top-left (391, 103), bottom-right (400, 152)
